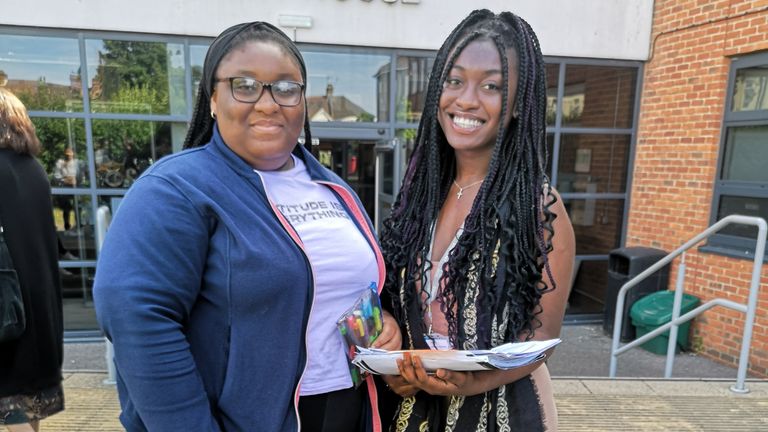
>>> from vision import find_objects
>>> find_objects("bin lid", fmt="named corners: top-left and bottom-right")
top-left (630, 291), bottom-right (700, 326)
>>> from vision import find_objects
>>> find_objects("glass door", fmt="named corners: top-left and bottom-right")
top-left (374, 138), bottom-right (404, 231)
top-left (313, 139), bottom-right (377, 220)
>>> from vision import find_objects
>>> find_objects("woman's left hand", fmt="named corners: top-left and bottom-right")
top-left (371, 310), bottom-right (402, 351)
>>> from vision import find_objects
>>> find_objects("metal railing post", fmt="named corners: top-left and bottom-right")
top-left (731, 217), bottom-right (767, 393)
top-left (664, 253), bottom-right (686, 378)
top-left (609, 215), bottom-right (766, 394)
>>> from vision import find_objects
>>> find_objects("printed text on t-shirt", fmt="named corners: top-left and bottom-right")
top-left (276, 201), bottom-right (350, 225)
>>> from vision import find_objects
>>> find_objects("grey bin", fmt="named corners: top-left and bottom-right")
top-left (603, 247), bottom-right (670, 342)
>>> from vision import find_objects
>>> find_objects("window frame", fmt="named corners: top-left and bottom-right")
top-left (705, 51), bottom-right (768, 257)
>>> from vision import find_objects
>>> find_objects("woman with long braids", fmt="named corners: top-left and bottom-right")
top-left (94, 22), bottom-right (400, 431)
top-left (378, 10), bottom-right (575, 431)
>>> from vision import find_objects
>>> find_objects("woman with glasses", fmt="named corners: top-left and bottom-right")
top-left (94, 22), bottom-right (401, 432)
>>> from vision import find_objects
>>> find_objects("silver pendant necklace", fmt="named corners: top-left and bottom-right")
top-left (452, 178), bottom-right (484, 199)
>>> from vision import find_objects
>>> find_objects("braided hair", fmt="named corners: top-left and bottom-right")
top-left (379, 9), bottom-right (557, 349)
top-left (184, 22), bottom-right (312, 150)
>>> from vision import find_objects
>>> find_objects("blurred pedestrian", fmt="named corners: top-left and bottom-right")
top-left (0, 88), bottom-right (64, 431)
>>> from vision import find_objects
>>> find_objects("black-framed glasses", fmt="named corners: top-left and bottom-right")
top-left (215, 77), bottom-right (305, 107)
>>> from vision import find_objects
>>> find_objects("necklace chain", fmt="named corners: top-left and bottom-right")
top-left (452, 178), bottom-right (484, 199)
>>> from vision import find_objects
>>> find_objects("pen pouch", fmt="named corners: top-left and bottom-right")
top-left (336, 282), bottom-right (382, 388)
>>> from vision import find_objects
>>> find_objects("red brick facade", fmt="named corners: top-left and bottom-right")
top-left (629, 0), bottom-right (768, 376)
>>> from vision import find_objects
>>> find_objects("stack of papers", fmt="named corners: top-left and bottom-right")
top-left (352, 339), bottom-right (561, 375)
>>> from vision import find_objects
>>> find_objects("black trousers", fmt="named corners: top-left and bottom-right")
top-left (298, 384), bottom-right (365, 432)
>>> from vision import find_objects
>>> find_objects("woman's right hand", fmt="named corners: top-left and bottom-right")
top-left (382, 373), bottom-right (420, 398)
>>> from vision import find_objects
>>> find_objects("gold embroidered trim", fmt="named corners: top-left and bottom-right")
top-left (496, 385), bottom-right (511, 432)
top-left (394, 396), bottom-right (416, 432)
top-left (445, 395), bottom-right (466, 432)
top-left (462, 251), bottom-right (481, 350)
top-left (475, 393), bottom-right (491, 432)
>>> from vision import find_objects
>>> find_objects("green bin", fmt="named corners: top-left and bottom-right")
top-left (630, 291), bottom-right (700, 355)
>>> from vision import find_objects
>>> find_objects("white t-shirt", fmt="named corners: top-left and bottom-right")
top-left (257, 155), bottom-right (378, 395)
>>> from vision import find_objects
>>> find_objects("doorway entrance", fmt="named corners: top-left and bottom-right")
top-left (312, 139), bottom-right (378, 219)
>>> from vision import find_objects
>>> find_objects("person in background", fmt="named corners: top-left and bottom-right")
top-left (378, 10), bottom-right (575, 431)
top-left (93, 21), bottom-right (400, 432)
top-left (52, 146), bottom-right (84, 231)
top-left (0, 88), bottom-right (64, 431)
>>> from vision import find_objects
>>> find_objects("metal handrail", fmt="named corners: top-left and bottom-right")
top-left (609, 215), bottom-right (767, 393)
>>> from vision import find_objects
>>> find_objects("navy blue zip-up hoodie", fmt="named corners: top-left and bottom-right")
top-left (94, 127), bottom-right (384, 431)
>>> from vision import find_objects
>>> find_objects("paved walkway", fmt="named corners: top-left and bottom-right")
top-left (46, 372), bottom-right (768, 431)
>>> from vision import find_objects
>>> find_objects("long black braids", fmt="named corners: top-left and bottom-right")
top-left (379, 9), bottom-right (558, 350)
top-left (183, 21), bottom-right (312, 151)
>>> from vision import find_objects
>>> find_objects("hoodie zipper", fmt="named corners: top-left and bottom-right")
top-left (254, 170), bottom-right (316, 432)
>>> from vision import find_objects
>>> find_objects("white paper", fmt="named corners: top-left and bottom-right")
top-left (352, 338), bottom-right (561, 375)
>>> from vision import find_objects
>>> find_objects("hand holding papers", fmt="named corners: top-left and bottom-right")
top-left (352, 339), bottom-right (561, 375)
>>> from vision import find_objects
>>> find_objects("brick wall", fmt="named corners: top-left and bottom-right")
top-left (629, 0), bottom-right (768, 376)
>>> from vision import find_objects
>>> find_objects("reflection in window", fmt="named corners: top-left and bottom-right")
top-left (713, 55), bottom-right (768, 252)
top-left (546, 133), bottom-right (554, 177)
top-left (311, 140), bottom-right (376, 218)
top-left (31, 118), bottom-right (89, 187)
top-left (92, 120), bottom-right (180, 188)
top-left (562, 65), bottom-right (637, 128)
top-left (0, 34), bottom-right (82, 111)
top-left (732, 65), bottom-right (768, 112)
top-left (562, 198), bottom-right (624, 254)
top-left (85, 39), bottom-right (186, 115)
top-left (303, 51), bottom-right (390, 122)
top-left (721, 126), bottom-right (768, 182)
top-left (716, 196), bottom-right (767, 239)
top-left (558, 134), bottom-right (630, 194)
top-left (397, 128), bottom-right (417, 168)
top-left (395, 56), bottom-right (433, 123)
top-left (190, 45), bottom-right (208, 102)
top-left (53, 194), bottom-right (94, 258)
top-left (568, 260), bottom-right (608, 314)
top-left (61, 266), bottom-right (97, 330)
top-left (545, 64), bottom-right (559, 126)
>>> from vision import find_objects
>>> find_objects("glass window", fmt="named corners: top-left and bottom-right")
top-left (0, 34), bottom-right (82, 111)
top-left (731, 65), bottom-right (768, 112)
top-left (312, 139), bottom-right (377, 218)
top-left (562, 65), bottom-right (637, 128)
top-left (546, 63), bottom-right (559, 126)
top-left (32, 118), bottom-right (89, 187)
top-left (716, 195), bottom-right (767, 239)
top-left (380, 146), bottom-right (394, 196)
top-left (546, 133), bottom-right (554, 178)
top-left (53, 194), bottom-right (94, 257)
top-left (568, 259), bottom-right (608, 315)
top-left (62, 267), bottom-right (97, 330)
top-left (303, 51), bottom-right (390, 122)
top-left (721, 125), bottom-right (768, 182)
top-left (92, 120), bottom-right (178, 188)
top-left (85, 39), bottom-right (186, 115)
top-left (711, 53), bottom-right (768, 251)
top-left (190, 44), bottom-right (208, 102)
top-left (557, 134), bottom-right (630, 193)
top-left (397, 128), bottom-right (417, 171)
top-left (563, 198), bottom-right (624, 255)
top-left (396, 56), bottom-right (433, 123)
